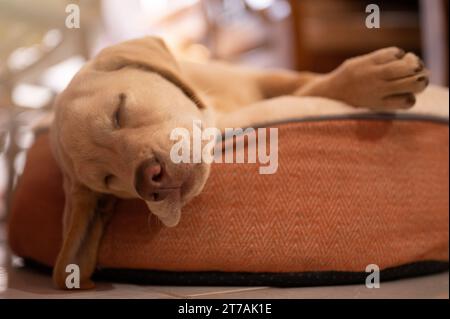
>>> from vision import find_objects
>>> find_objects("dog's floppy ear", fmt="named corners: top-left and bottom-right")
top-left (92, 36), bottom-right (178, 74)
top-left (91, 36), bottom-right (204, 108)
top-left (52, 173), bottom-right (115, 290)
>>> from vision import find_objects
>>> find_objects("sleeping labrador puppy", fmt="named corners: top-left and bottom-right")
top-left (50, 36), bottom-right (428, 289)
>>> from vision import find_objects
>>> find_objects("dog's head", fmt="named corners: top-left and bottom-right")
top-left (51, 37), bottom-right (213, 228)
top-left (50, 37), bottom-right (216, 289)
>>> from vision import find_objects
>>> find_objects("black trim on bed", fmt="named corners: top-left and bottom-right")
top-left (23, 259), bottom-right (448, 287)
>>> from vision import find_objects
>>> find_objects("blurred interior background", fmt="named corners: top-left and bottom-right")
top-left (0, 0), bottom-right (448, 220)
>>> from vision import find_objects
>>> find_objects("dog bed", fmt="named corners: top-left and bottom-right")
top-left (8, 86), bottom-right (449, 286)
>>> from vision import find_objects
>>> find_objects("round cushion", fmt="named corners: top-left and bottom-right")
top-left (8, 91), bottom-right (449, 286)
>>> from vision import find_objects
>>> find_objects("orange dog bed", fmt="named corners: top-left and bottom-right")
top-left (8, 110), bottom-right (449, 286)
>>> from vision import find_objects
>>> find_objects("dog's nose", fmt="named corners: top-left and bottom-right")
top-left (135, 158), bottom-right (168, 201)
top-left (143, 162), bottom-right (163, 183)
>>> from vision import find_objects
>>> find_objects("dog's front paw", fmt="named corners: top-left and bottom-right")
top-left (326, 47), bottom-right (429, 110)
top-left (367, 47), bottom-right (428, 109)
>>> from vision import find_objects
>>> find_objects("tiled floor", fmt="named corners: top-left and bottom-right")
top-left (0, 223), bottom-right (448, 299)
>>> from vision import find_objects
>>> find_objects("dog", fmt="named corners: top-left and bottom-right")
top-left (50, 36), bottom-right (428, 289)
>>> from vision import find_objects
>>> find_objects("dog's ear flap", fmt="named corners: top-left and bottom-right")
top-left (92, 36), bottom-right (178, 74)
top-left (53, 174), bottom-right (116, 290)
top-left (91, 36), bottom-right (205, 108)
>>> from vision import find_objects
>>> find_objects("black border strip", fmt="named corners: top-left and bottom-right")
top-left (23, 259), bottom-right (448, 287)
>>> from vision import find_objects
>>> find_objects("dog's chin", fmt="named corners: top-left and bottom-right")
top-left (159, 213), bottom-right (181, 227)
top-left (144, 190), bottom-right (182, 227)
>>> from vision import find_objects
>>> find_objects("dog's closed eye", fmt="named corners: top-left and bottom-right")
top-left (113, 93), bottom-right (126, 128)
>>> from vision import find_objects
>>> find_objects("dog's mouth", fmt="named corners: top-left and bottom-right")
top-left (149, 186), bottom-right (182, 202)
top-left (143, 186), bottom-right (184, 227)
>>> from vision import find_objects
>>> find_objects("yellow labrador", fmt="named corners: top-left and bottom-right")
top-left (50, 36), bottom-right (428, 289)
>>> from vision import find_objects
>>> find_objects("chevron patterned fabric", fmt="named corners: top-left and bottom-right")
top-left (8, 119), bottom-right (449, 279)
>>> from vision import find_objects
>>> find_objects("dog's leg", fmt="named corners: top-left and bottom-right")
top-left (293, 47), bottom-right (429, 109)
top-left (182, 60), bottom-right (323, 112)
top-left (250, 69), bottom-right (321, 99)
top-left (187, 47), bottom-right (427, 111)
